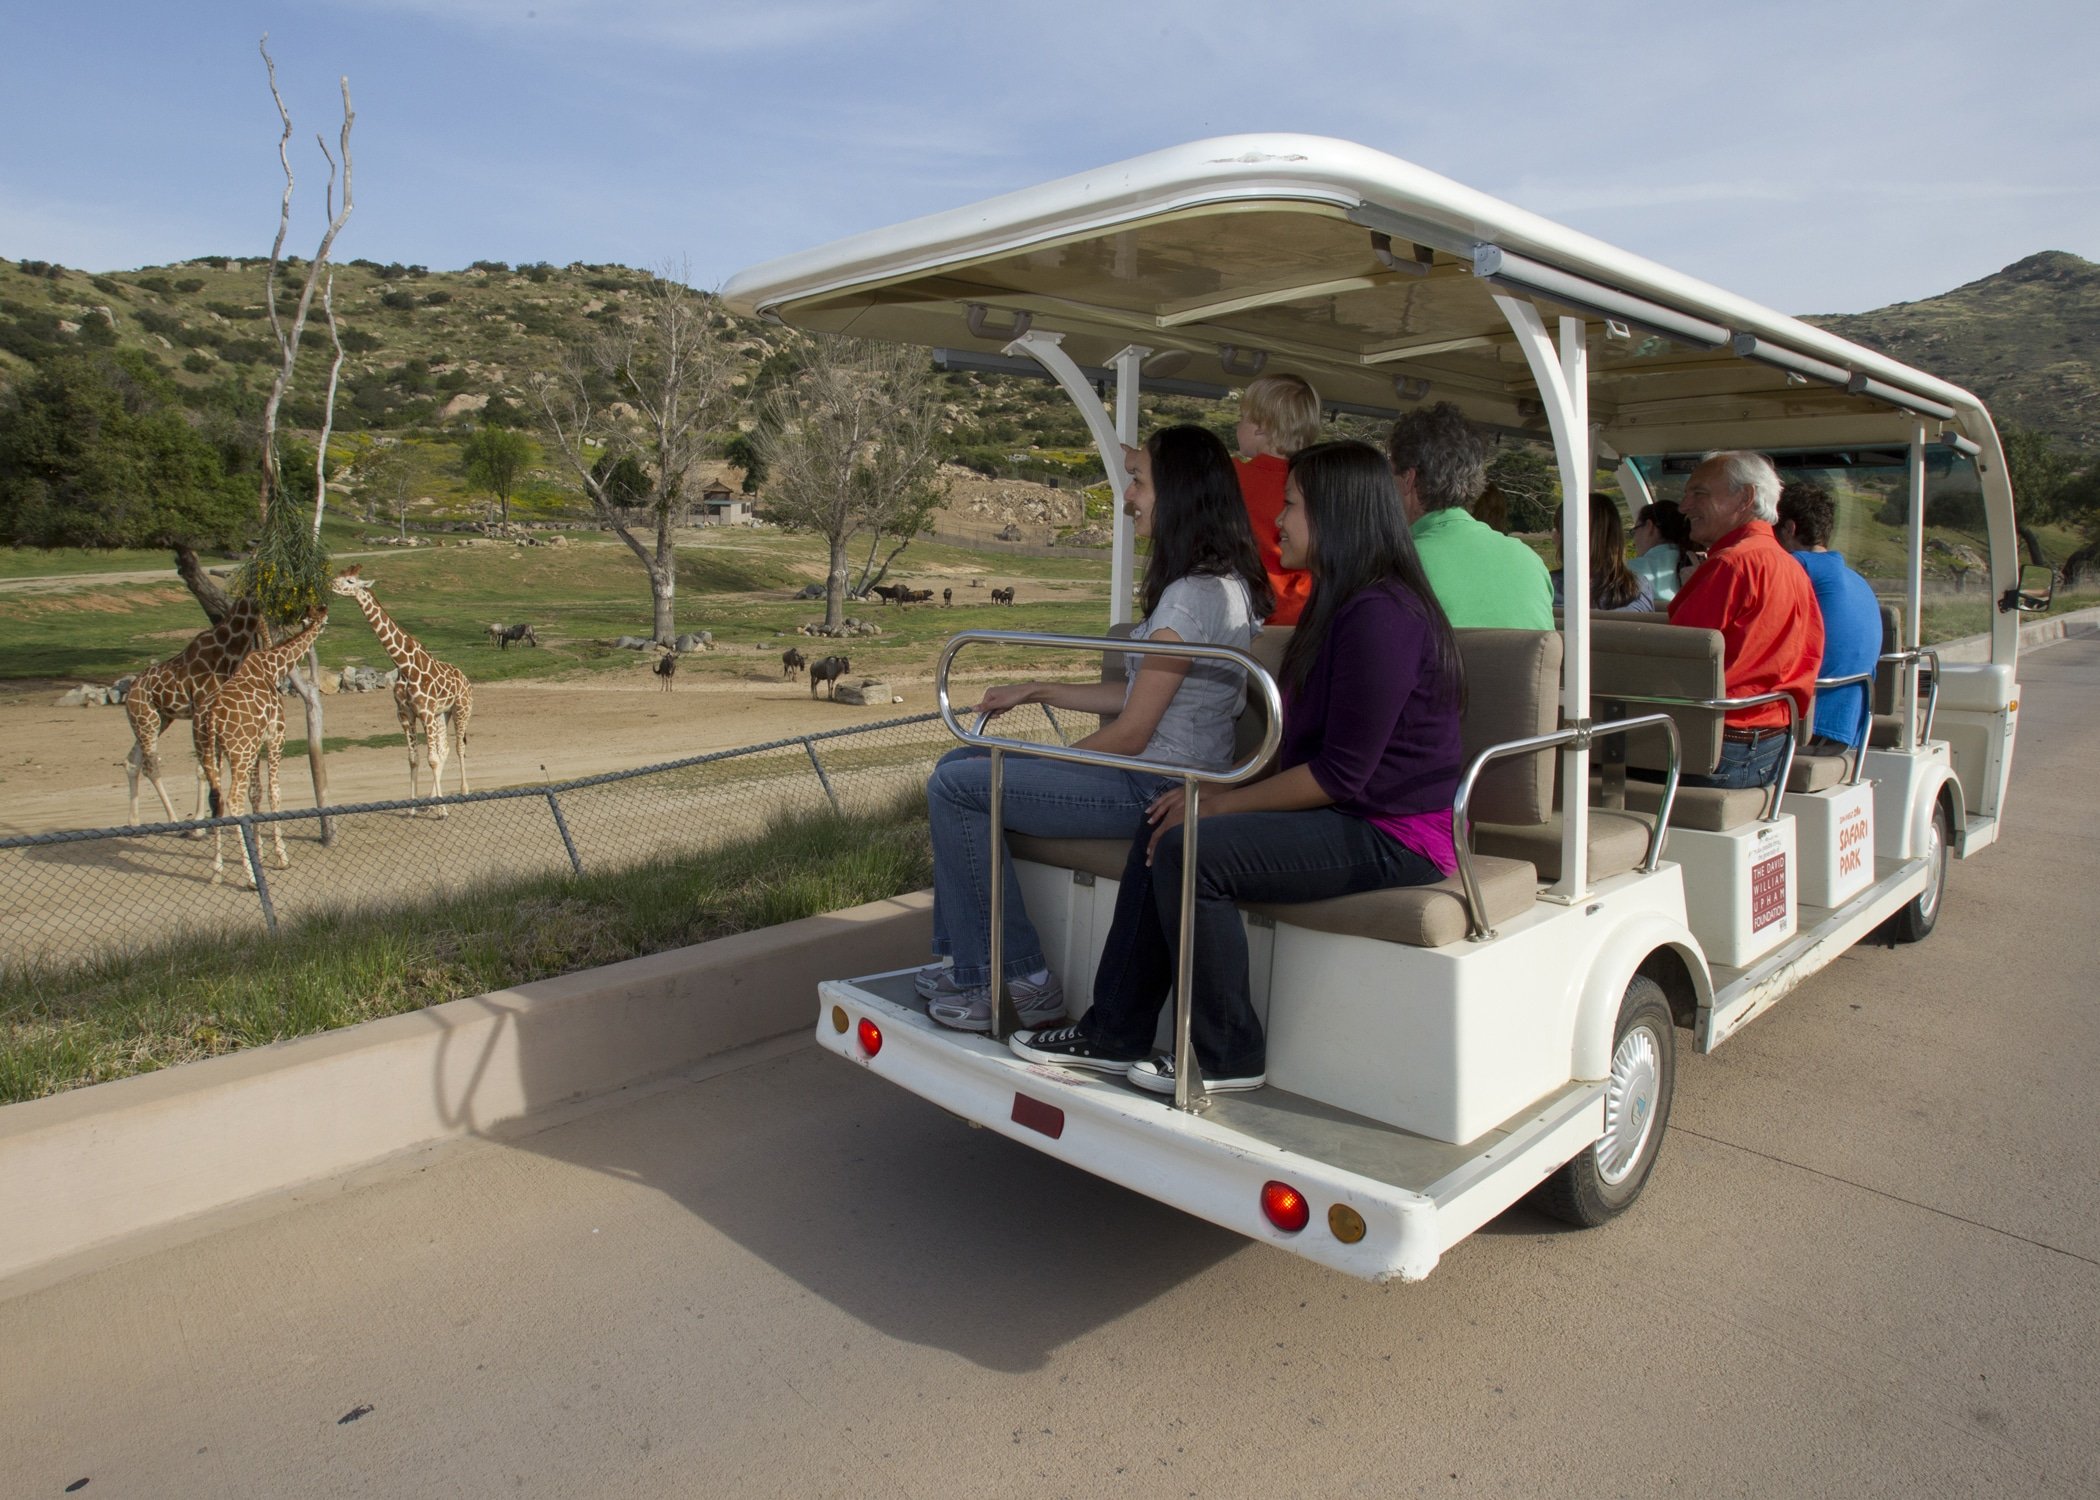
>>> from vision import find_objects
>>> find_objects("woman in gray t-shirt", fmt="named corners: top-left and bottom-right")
top-left (920, 427), bottom-right (1273, 1033)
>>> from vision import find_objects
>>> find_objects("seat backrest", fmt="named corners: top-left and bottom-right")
top-left (1455, 628), bottom-right (1561, 826)
top-left (1588, 616), bottom-right (1726, 774)
top-left (1873, 602), bottom-right (1903, 715)
top-left (1231, 625), bottom-right (1293, 766)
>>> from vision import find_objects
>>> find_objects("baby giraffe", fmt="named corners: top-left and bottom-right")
top-left (328, 566), bottom-right (474, 815)
top-left (194, 606), bottom-right (328, 888)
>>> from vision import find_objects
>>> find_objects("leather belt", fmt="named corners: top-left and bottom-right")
top-left (1721, 725), bottom-right (1790, 744)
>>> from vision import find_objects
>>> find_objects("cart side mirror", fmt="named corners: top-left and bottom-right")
top-left (2001, 563), bottom-right (2054, 614)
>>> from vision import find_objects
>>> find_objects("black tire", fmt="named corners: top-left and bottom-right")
top-left (1887, 797), bottom-right (1952, 944)
top-left (1535, 974), bottom-right (1675, 1227)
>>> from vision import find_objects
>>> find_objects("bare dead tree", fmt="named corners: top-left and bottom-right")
top-left (757, 338), bottom-right (951, 632)
top-left (251, 35), bottom-right (354, 838)
top-left (537, 265), bottom-right (738, 644)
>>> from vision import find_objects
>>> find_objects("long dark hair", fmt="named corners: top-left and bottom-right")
top-left (1566, 493), bottom-right (1644, 609)
top-left (1280, 440), bottom-right (1462, 704)
top-left (1138, 425), bottom-right (1275, 620)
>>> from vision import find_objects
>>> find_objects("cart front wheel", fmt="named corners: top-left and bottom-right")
top-left (1536, 974), bottom-right (1675, 1227)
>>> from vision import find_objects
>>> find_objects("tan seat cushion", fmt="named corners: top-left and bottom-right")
top-left (1870, 713), bottom-right (1902, 749)
top-left (1787, 752), bottom-right (1848, 793)
top-left (1620, 779), bottom-right (1764, 832)
top-left (1474, 809), bottom-right (1653, 882)
top-left (1245, 855), bottom-right (1538, 949)
top-left (1009, 833), bottom-right (1128, 881)
top-left (1587, 617), bottom-right (1728, 776)
top-left (1454, 629), bottom-right (1561, 826)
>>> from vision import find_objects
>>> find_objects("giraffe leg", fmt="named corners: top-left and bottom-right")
top-left (396, 689), bottom-right (422, 815)
top-left (229, 752), bottom-right (260, 890)
top-left (126, 706), bottom-right (181, 826)
top-left (426, 716), bottom-right (451, 818)
top-left (264, 712), bottom-right (288, 868)
top-left (452, 691), bottom-right (472, 796)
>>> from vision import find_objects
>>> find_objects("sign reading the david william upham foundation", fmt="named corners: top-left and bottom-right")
top-left (1750, 854), bottom-right (1788, 931)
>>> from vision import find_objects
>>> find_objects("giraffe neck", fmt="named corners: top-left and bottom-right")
top-left (238, 617), bottom-right (326, 682)
top-left (354, 590), bottom-right (432, 672)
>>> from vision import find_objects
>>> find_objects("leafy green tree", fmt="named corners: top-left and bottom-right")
top-left (2000, 425), bottom-right (2073, 523)
top-left (460, 423), bottom-right (534, 524)
top-left (718, 430), bottom-right (766, 493)
top-left (1487, 444), bottom-right (1561, 532)
top-left (0, 350), bottom-right (255, 550)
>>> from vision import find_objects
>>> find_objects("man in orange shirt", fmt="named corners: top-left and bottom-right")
top-left (1233, 373), bottom-right (1320, 625)
top-left (1669, 451), bottom-right (1824, 789)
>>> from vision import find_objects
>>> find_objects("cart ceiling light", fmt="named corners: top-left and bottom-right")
top-left (1473, 246), bottom-right (1729, 350)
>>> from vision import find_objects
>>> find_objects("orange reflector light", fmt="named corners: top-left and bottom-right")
top-left (857, 1018), bottom-right (883, 1057)
top-left (1328, 1204), bottom-right (1367, 1243)
top-left (1011, 1092), bottom-right (1065, 1139)
top-left (1260, 1180), bottom-right (1309, 1234)
top-left (830, 1005), bottom-right (849, 1034)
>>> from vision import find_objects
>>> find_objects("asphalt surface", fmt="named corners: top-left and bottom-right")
top-left (4, 638), bottom-right (2097, 1499)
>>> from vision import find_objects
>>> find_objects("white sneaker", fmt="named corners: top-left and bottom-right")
top-left (1125, 1053), bottom-right (1265, 1096)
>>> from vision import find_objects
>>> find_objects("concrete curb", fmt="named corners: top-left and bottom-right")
top-left (1936, 603), bottom-right (2100, 663)
top-left (0, 890), bottom-right (933, 1285)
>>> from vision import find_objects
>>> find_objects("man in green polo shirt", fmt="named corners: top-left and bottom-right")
top-left (1387, 402), bottom-right (1554, 629)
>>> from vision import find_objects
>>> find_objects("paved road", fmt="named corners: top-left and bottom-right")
top-left (4, 639), bottom-right (2097, 1499)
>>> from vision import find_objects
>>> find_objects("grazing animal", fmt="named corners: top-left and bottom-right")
top-left (194, 607), bottom-right (328, 888)
top-left (903, 588), bottom-right (934, 605)
top-left (328, 566), bottom-right (474, 816)
top-left (990, 586), bottom-right (1016, 606)
top-left (652, 651), bottom-right (677, 691)
top-left (498, 622), bottom-right (538, 650)
top-left (809, 655), bottom-right (851, 700)
top-left (123, 595), bottom-right (269, 826)
top-left (781, 647), bottom-right (807, 680)
top-left (486, 622), bottom-right (507, 648)
top-left (942, 588), bottom-right (952, 607)
top-left (869, 583), bottom-right (908, 606)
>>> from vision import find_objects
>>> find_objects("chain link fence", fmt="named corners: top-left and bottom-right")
top-left (0, 706), bottom-right (1073, 973)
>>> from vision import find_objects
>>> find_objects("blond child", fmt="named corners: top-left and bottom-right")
top-left (1234, 372), bottom-right (1321, 624)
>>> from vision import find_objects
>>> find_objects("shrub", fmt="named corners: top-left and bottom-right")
top-left (470, 259), bottom-right (510, 274)
top-left (182, 351), bottom-right (215, 373)
top-left (173, 277), bottom-right (205, 294)
top-left (90, 276), bottom-right (123, 297)
top-left (521, 262), bottom-right (554, 283)
top-left (134, 274), bottom-right (176, 295)
top-left (337, 328), bottom-right (382, 353)
top-left (134, 308), bottom-right (184, 338)
top-left (422, 290), bottom-right (453, 306)
top-left (198, 255), bottom-right (231, 270)
top-left (380, 289), bottom-right (416, 311)
top-left (205, 301), bottom-right (267, 321)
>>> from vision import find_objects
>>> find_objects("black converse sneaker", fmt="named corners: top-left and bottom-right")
top-left (1008, 1024), bottom-right (1144, 1074)
top-left (1125, 1053), bottom-right (1266, 1095)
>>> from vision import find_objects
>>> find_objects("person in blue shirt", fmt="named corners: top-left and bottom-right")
top-left (1776, 481), bottom-right (1881, 753)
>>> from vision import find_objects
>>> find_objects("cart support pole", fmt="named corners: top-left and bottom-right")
top-left (1171, 774), bottom-right (1210, 1113)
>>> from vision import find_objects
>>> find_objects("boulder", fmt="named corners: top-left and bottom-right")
top-left (110, 675), bottom-right (136, 704)
top-left (796, 583), bottom-right (825, 600)
top-left (613, 635), bottom-right (651, 650)
top-left (832, 679), bottom-right (892, 707)
top-left (56, 685), bottom-right (100, 707)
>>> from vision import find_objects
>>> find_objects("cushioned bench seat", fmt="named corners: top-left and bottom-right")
top-left (1787, 750), bottom-right (1849, 792)
top-left (1008, 834), bottom-right (1540, 949)
top-left (1474, 808), bottom-right (1653, 882)
top-left (1617, 779), bottom-right (1765, 832)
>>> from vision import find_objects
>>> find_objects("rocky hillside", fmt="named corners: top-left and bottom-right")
top-left (1807, 251), bottom-right (2100, 451)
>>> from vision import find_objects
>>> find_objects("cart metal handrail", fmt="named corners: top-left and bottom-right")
top-left (934, 630), bottom-right (1285, 1114)
top-left (1589, 689), bottom-right (1799, 820)
top-left (1809, 670), bottom-right (1876, 785)
top-left (1449, 712), bottom-right (1681, 942)
top-left (1876, 647), bottom-right (1941, 747)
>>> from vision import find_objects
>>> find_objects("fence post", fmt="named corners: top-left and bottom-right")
top-left (241, 818), bottom-right (280, 933)
top-left (545, 791), bottom-right (585, 875)
top-left (802, 738), bottom-right (843, 814)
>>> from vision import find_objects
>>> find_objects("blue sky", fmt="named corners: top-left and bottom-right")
top-left (2, 0), bottom-right (2094, 316)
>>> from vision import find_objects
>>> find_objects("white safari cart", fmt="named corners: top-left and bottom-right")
top-left (723, 136), bottom-right (2039, 1282)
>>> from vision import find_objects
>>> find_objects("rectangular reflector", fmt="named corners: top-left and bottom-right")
top-left (1010, 1093), bottom-right (1065, 1140)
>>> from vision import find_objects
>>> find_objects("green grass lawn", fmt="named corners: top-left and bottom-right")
top-left (0, 797), bottom-right (932, 1103)
top-left (0, 528), bottom-right (1114, 688)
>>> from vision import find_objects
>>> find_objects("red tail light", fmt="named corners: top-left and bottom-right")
top-left (856, 1018), bottom-right (883, 1057)
top-left (1260, 1180), bottom-right (1309, 1233)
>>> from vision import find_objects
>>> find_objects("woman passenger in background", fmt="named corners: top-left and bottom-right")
top-left (1552, 493), bottom-right (1656, 613)
top-left (1630, 498), bottom-right (1698, 605)
top-left (1011, 440), bottom-right (1464, 1093)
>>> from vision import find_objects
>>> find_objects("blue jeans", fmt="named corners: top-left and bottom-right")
top-left (926, 747), bottom-right (1169, 986)
top-left (1681, 732), bottom-right (1788, 790)
top-left (1079, 809), bottom-right (1443, 1076)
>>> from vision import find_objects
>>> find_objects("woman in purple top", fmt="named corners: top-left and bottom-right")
top-left (1013, 441), bottom-right (1466, 1093)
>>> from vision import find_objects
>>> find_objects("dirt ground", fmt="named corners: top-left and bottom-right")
top-left (0, 667), bottom-right (982, 839)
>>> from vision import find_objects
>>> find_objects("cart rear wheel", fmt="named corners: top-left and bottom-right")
top-left (1536, 975), bottom-right (1675, 1227)
top-left (1887, 798), bottom-right (1952, 944)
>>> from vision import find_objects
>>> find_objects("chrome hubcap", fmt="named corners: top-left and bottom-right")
top-left (1918, 813), bottom-right (1948, 922)
top-left (1596, 1025), bottom-right (1661, 1186)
